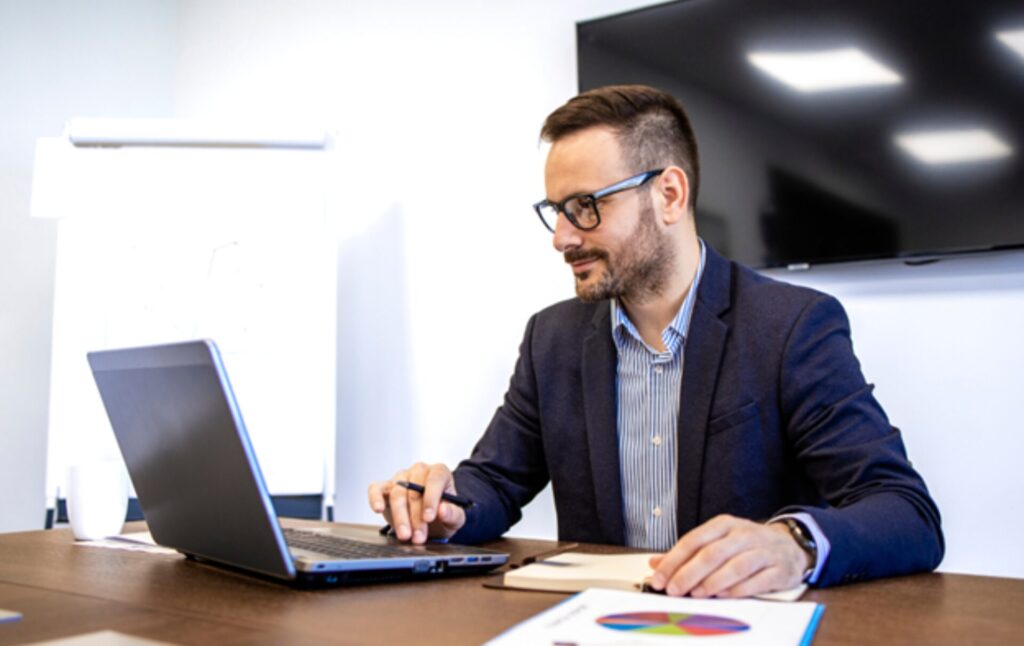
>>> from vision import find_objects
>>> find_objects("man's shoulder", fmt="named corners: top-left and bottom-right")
top-left (737, 264), bottom-right (830, 304)
top-left (512, 297), bottom-right (607, 365)
top-left (531, 296), bottom-right (605, 329)
top-left (707, 248), bottom-right (837, 318)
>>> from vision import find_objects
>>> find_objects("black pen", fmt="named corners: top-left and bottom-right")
top-left (516, 543), bottom-right (581, 567)
top-left (395, 480), bottom-right (475, 509)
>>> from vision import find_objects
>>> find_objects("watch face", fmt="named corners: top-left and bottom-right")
top-left (783, 519), bottom-right (816, 564)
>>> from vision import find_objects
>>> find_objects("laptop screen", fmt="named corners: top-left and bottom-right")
top-left (88, 340), bottom-right (295, 579)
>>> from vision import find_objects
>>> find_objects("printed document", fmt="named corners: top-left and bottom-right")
top-left (486, 587), bottom-right (823, 646)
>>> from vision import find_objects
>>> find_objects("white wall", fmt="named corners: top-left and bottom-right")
top-left (0, 0), bottom-right (177, 532)
top-left (3, 0), bottom-right (1022, 580)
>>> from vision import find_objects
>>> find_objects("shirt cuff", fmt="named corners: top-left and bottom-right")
top-left (769, 512), bottom-right (831, 585)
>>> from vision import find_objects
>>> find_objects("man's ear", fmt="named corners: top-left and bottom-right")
top-left (655, 166), bottom-right (690, 225)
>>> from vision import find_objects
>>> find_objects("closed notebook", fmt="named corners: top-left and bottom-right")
top-left (503, 552), bottom-right (806, 601)
top-left (505, 552), bottom-right (656, 592)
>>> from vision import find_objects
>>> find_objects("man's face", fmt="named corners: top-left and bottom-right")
top-left (544, 126), bottom-right (675, 303)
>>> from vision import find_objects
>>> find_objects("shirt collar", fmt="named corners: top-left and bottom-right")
top-left (611, 239), bottom-right (707, 355)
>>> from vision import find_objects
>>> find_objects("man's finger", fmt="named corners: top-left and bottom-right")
top-left (404, 463), bottom-right (430, 544)
top-left (721, 565), bottom-right (790, 599)
top-left (432, 501), bottom-right (466, 537)
top-left (368, 480), bottom-right (398, 514)
top-left (420, 464), bottom-right (454, 524)
top-left (664, 533), bottom-right (752, 596)
top-left (367, 481), bottom-right (386, 513)
top-left (650, 515), bottom-right (737, 590)
top-left (690, 548), bottom-right (769, 598)
top-left (386, 471), bottom-right (413, 541)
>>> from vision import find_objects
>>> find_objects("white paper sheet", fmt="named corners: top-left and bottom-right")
top-left (73, 531), bottom-right (177, 556)
top-left (486, 587), bottom-right (823, 646)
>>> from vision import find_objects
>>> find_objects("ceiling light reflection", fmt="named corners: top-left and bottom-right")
top-left (747, 47), bottom-right (903, 93)
top-left (895, 128), bottom-right (1013, 165)
top-left (996, 29), bottom-right (1024, 61)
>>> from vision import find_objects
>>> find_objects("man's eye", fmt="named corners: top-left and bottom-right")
top-left (574, 196), bottom-right (596, 214)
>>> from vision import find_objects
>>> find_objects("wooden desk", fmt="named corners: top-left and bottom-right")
top-left (1, 521), bottom-right (1022, 645)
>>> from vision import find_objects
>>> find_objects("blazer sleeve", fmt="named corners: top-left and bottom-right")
top-left (449, 314), bottom-right (551, 544)
top-left (777, 294), bottom-right (944, 586)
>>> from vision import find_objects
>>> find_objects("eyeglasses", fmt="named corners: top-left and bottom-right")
top-left (533, 169), bottom-right (664, 233)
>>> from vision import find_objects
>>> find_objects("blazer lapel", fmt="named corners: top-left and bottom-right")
top-left (581, 303), bottom-right (625, 545)
top-left (675, 246), bottom-right (732, 535)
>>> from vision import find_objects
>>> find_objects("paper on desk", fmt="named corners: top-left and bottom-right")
top-left (756, 584), bottom-right (808, 602)
top-left (485, 587), bottom-right (824, 646)
top-left (72, 531), bottom-right (177, 556)
top-left (27, 629), bottom-right (176, 645)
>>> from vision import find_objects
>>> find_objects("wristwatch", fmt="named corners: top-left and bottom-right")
top-left (777, 517), bottom-right (817, 581)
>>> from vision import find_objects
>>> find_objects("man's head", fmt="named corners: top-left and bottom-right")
top-left (540, 84), bottom-right (699, 212)
top-left (537, 85), bottom-right (699, 303)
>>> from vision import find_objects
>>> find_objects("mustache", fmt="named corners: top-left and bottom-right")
top-left (564, 248), bottom-right (609, 265)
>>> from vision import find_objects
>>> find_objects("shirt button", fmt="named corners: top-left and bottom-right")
top-left (654, 365), bottom-right (664, 374)
top-left (653, 506), bottom-right (662, 517)
top-left (651, 436), bottom-right (662, 446)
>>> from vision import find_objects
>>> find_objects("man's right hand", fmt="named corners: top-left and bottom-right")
top-left (367, 462), bottom-right (466, 544)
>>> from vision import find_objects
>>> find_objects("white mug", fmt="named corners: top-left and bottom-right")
top-left (66, 460), bottom-right (129, 541)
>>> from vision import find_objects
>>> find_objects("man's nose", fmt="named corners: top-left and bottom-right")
top-left (552, 211), bottom-right (582, 253)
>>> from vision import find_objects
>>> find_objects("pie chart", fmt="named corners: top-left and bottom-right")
top-left (596, 611), bottom-right (750, 636)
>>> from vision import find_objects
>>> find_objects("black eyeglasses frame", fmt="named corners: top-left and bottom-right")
top-left (533, 169), bottom-right (664, 233)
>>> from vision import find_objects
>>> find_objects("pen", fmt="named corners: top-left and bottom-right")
top-left (395, 480), bottom-right (475, 509)
top-left (515, 543), bottom-right (580, 567)
top-left (378, 481), bottom-right (475, 537)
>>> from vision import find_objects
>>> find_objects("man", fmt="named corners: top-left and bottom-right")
top-left (368, 85), bottom-right (943, 597)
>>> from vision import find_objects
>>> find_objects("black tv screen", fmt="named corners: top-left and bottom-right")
top-left (578, 0), bottom-right (1024, 268)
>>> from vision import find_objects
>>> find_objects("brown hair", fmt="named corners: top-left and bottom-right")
top-left (540, 85), bottom-right (699, 210)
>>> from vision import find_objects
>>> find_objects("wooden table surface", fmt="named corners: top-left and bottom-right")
top-left (1, 520), bottom-right (1022, 645)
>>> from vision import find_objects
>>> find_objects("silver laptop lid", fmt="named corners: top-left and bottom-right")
top-left (88, 339), bottom-right (296, 580)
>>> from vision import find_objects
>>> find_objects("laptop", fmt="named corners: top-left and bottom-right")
top-left (87, 339), bottom-right (508, 587)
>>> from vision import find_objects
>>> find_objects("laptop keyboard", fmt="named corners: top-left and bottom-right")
top-left (283, 528), bottom-right (420, 559)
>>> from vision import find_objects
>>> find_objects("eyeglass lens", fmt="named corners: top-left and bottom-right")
top-left (538, 195), bottom-right (598, 232)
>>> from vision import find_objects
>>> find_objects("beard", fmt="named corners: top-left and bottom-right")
top-left (564, 200), bottom-right (676, 303)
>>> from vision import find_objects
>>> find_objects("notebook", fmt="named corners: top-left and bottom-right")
top-left (502, 552), bottom-right (807, 602)
top-left (504, 552), bottom-right (658, 592)
top-left (87, 339), bottom-right (508, 587)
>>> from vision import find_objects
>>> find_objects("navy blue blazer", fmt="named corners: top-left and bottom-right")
top-left (451, 244), bottom-right (943, 587)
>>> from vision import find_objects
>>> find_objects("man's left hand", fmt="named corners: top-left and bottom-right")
top-left (646, 514), bottom-right (810, 598)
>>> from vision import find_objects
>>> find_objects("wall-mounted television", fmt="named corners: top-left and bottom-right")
top-left (578, 0), bottom-right (1024, 268)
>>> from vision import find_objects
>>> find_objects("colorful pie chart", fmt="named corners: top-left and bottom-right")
top-left (597, 611), bottom-right (750, 636)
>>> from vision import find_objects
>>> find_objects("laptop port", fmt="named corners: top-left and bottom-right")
top-left (413, 560), bottom-right (432, 573)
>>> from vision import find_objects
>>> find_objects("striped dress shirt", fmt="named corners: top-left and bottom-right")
top-left (609, 241), bottom-right (831, 582)
top-left (612, 241), bottom-right (706, 550)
